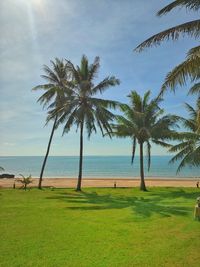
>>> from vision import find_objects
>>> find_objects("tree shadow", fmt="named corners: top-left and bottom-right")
top-left (150, 188), bottom-right (199, 200)
top-left (46, 188), bottom-right (196, 219)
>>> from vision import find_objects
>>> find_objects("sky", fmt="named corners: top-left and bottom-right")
top-left (0, 0), bottom-right (199, 156)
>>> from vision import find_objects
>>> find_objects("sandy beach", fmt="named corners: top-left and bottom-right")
top-left (0, 177), bottom-right (199, 188)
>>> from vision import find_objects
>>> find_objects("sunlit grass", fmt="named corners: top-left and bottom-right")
top-left (1, 187), bottom-right (200, 267)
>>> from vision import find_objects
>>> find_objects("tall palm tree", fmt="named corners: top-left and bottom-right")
top-left (135, 0), bottom-right (200, 95)
top-left (112, 91), bottom-right (178, 191)
top-left (32, 58), bottom-right (69, 189)
top-left (169, 98), bottom-right (200, 172)
top-left (48, 55), bottom-right (120, 191)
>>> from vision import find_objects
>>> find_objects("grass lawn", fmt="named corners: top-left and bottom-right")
top-left (0, 187), bottom-right (200, 267)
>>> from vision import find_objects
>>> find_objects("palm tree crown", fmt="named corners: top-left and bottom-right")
top-left (57, 55), bottom-right (120, 137)
top-left (33, 58), bottom-right (69, 110)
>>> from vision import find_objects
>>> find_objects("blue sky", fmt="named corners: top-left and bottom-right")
top-left (0, 0), bottom-right (199, 156)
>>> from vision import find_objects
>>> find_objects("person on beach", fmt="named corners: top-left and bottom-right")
top-left (196, 181), bottom-right (199, 188)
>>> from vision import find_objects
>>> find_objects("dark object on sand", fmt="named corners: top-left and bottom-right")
top-left (0, 173), bottom-right (15, 178)
top-left (114, 181), bottom-right (117, 188)
top-left (197, 181), bottom-right (199, 188)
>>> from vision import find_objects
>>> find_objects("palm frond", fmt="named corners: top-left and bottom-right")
top-left (188, 82), bottom-right (200, 95)
top-left (131, 137), bottom-right (136, 164)
top-left (88, 56), bottom-right (100, 81)
top-left (128, 91), bottom-right (143, 111)
top-left (168, 99), bottom-right (200, 172)
top-left (152, 139), bottom-right (172, 148)
top-left (91, 76), bottom-right (120, 95)
top-left (170, 145), bottom-right (200, 173)
top-left (32, 84), bottom-right (55, 91)
top-left (62, 108), bottom-right (79, 135)
top-left (85, 107), bottom-right (97, 138)
top-left (65, 59), bottom-right (81, 84)
top-left (135, 20), bottom-right (200, 52)
top-left (157, 0), bottom-right (200, 16)
top-left (89, 97), bottom-right (120, 109)
top-left (146, 141), bottom-right (151, 171)
top-left (142, 90), bottom-right (151, 110)
top-left (43, 65), bottom-right (60, 83)
top-left (160, 45), bottom-right (200, 95)
top-left (94, 107), bottom-right (114, 137)
top-left (36, 88), bottom-right (57, 108)
top-left (169, 140), bottom-right (193, 152)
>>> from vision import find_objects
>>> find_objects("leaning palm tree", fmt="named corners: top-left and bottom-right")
top-left (48, 55), bottom-right (120, 191)
top-left (112, 91), bottom-right (178, 191)
top-left (169, 98), bottom-right (200, 172)
top-left (33, 58), bottom-right (69, 189)
top-left (135, 0), bottom-right (200, 95)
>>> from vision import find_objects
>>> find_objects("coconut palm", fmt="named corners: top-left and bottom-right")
top-left (48, 55), bottom-right (120, 191)
top-left (169, 98), bottom-right (200, 172)
top-left (32, 58), bottom-right (69, 189)
top-left (0, 167), bottom-right (4, 171)
top-left (112, 91), bottom-right (178, 191)
top-left (135, 0), bottom-right (200, 95)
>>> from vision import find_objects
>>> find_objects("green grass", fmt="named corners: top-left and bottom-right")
top-left (1, 187), bottom-right (200, 267)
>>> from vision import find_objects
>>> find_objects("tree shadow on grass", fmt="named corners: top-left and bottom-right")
top-left (150, 188), bottom-right (199, 200)
top-left (46, 189), bottom-right (195, 218)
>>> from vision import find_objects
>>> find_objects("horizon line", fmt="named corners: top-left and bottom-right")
top-left (0, 154), bottom-right (173, 157)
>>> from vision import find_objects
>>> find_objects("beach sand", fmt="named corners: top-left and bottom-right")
top-left (0, 177), bottom-right (199, 188)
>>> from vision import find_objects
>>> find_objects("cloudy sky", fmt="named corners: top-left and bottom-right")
top-left (0, 0), bottom-right (198, 156)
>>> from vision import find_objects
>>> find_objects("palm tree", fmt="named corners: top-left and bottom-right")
top-left (135, 0), bottom-right (200, 95)
top-left (112, 91), bottom-right (178, 191)
top-left (17, 175), bottom-right (33, 190)
top-left (169, 98), bottom-right (200, 172)
top-left (32, 58), bottom-right (69, 189)
top-left (0, 167), bottom-right (4, 172)
top-left (48, 55), bottom-right (120, 191)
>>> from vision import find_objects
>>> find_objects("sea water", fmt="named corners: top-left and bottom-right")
top-left (0, 156), bottom-right (199, 178)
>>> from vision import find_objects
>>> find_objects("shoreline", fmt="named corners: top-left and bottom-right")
top-left (13, 176), bottom-right (199, 180)
top-left (1, 177), bottom-right (199, 188)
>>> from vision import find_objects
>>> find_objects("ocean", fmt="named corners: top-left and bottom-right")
top-left (0, 156), bottom-right (199, 178)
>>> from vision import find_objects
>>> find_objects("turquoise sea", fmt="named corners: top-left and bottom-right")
top-left (0, 156), bottom-right (199, 178)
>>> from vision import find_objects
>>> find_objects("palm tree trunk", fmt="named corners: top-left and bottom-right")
top-left (38, 116), bottom-right (58, 189)
top-left (76, 121), bottom-right (84, 191)
top-left (139, 142), bottom-right (147, 191)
